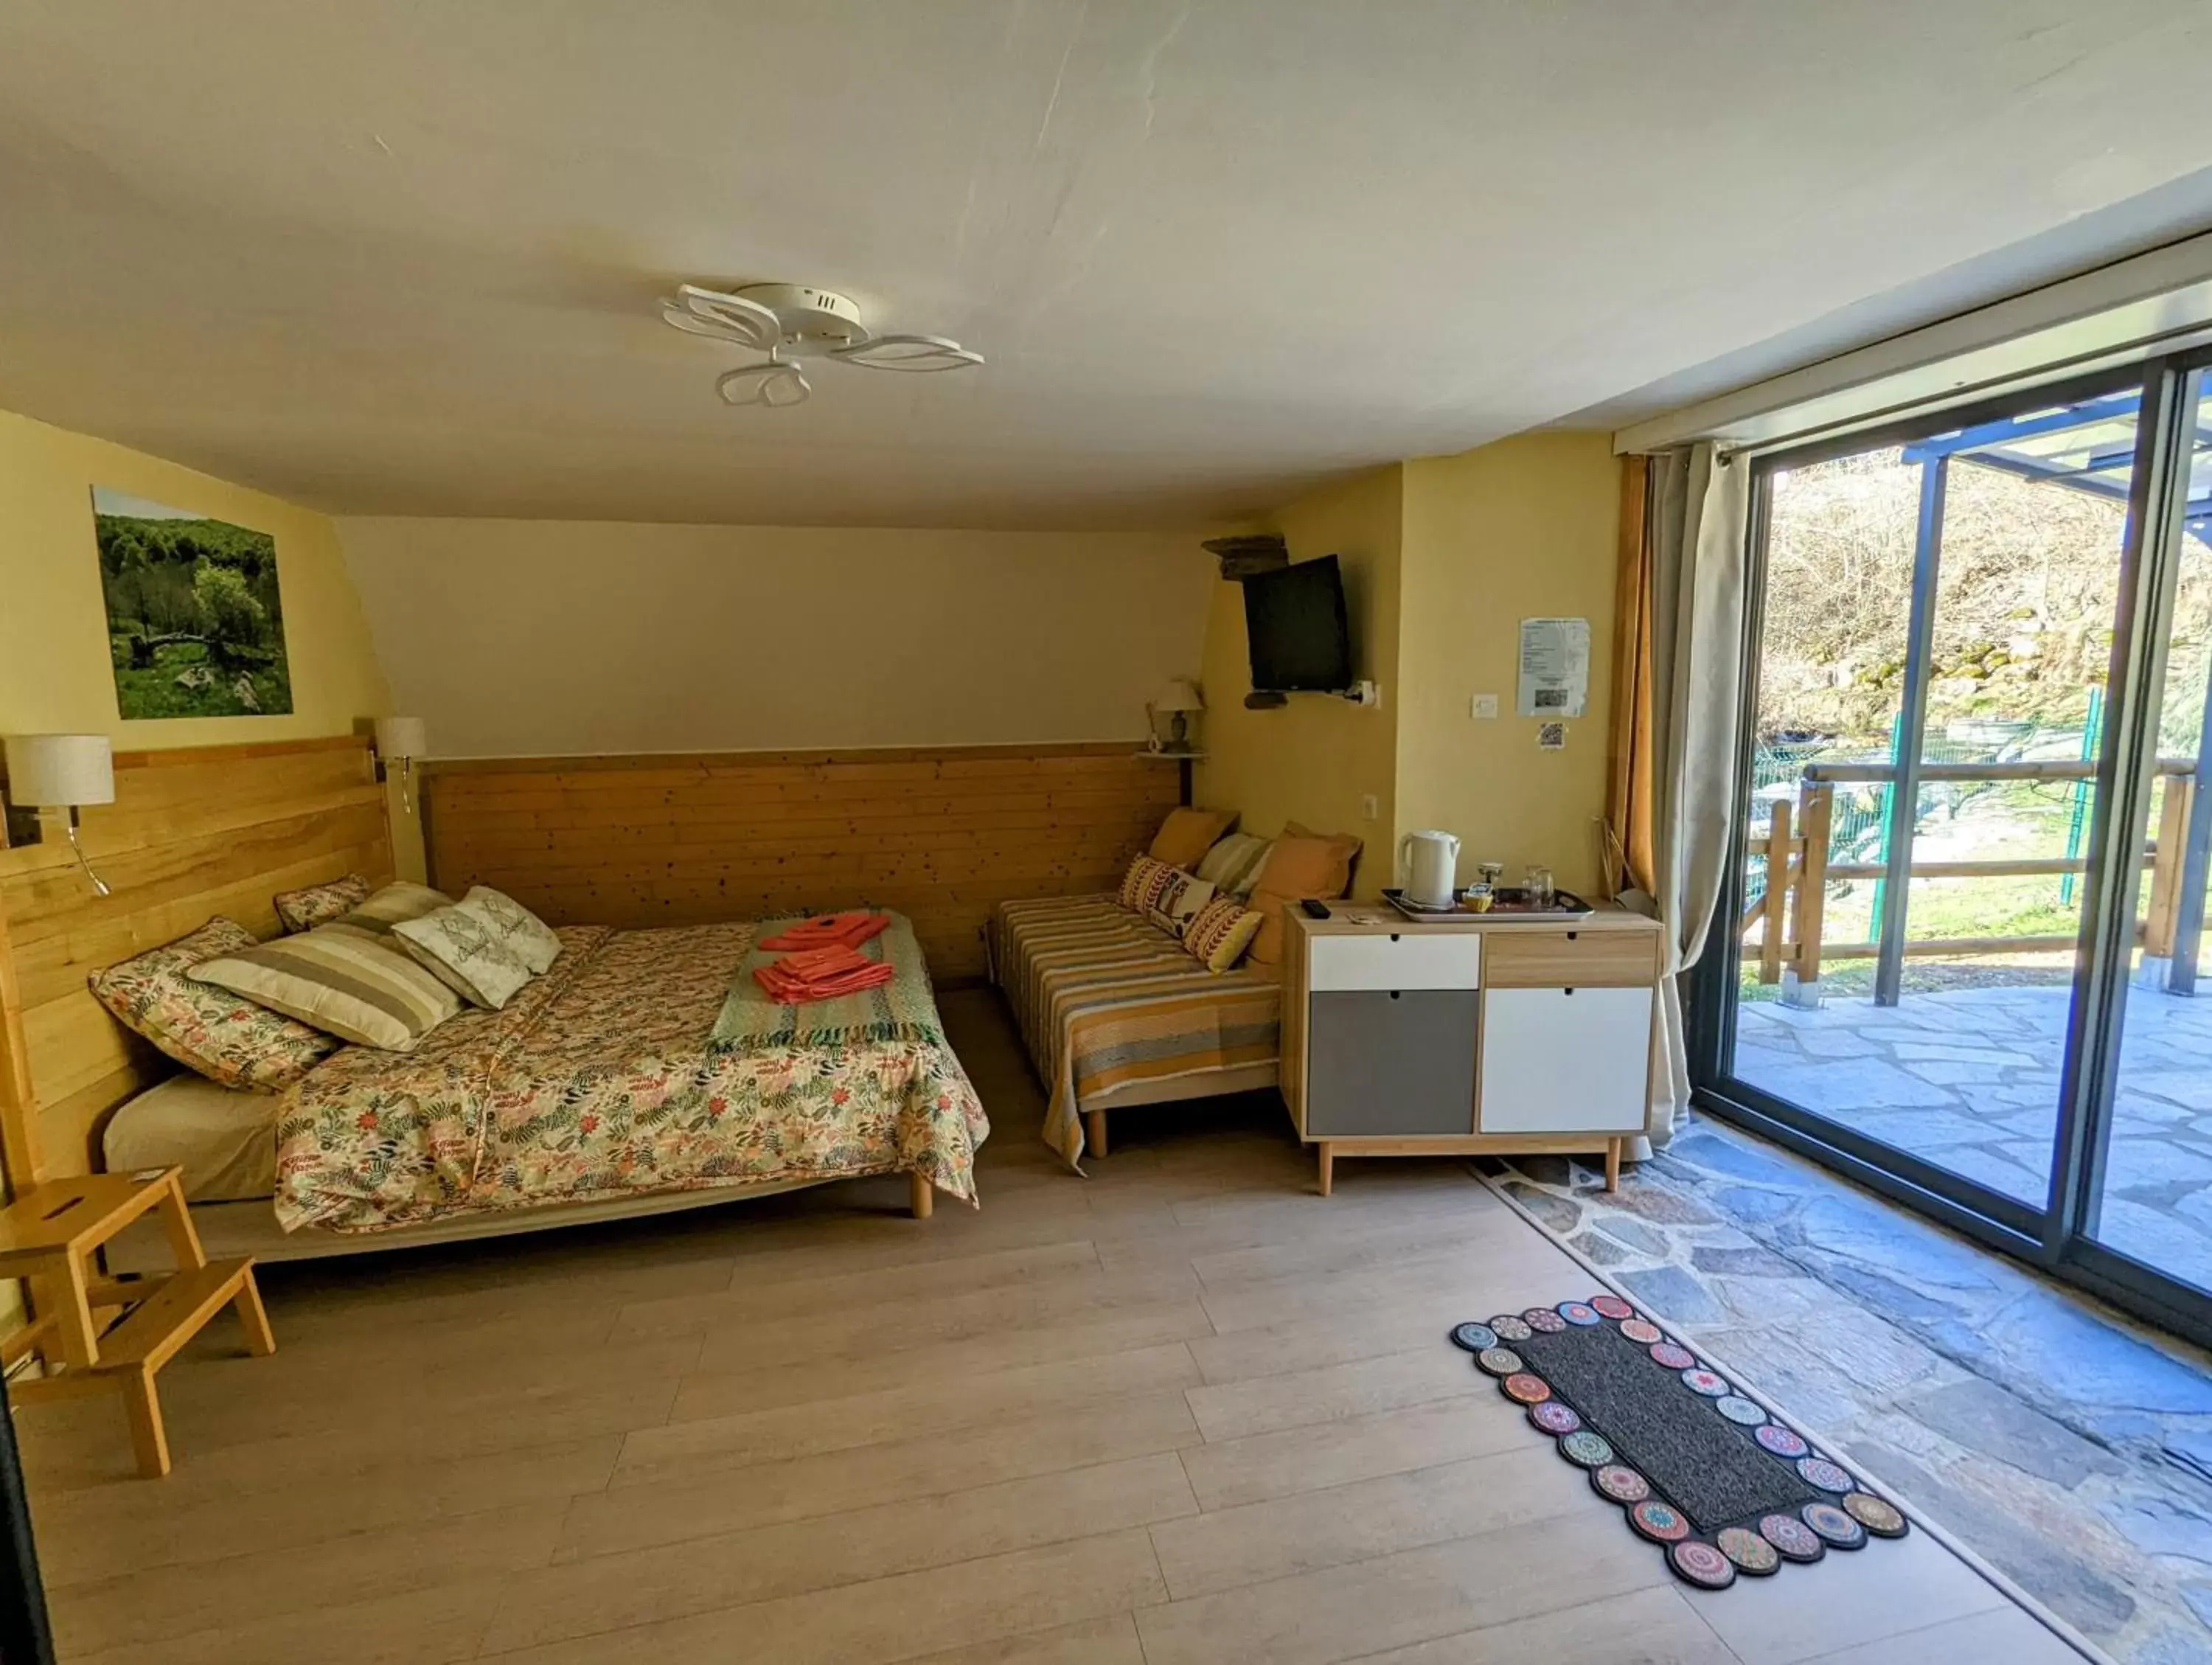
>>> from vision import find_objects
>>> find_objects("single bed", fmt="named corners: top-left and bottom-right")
top-left (108, 914), bottom-right (988, 1262)
top-left (987, 892), bottom-right (1280, 1166)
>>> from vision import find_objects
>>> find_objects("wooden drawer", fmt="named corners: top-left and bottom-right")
top-left (1481, 928), bottom-right (1657, 989)
top-left (1308, 931), bottom-right (1482, 992)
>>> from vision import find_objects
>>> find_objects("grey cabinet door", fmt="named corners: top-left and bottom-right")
top-left (1306, 990), bottom-right (1478, 1136)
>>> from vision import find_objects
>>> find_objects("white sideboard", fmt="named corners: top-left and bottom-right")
top-left (1281, 905), bottom-right (1663, 1195)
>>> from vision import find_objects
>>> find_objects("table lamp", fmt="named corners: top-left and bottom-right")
top-left (3, 734), bottom-right (116, 896)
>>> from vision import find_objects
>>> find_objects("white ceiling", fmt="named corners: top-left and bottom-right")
top-left (4, 1), bottom-right (2212, 529)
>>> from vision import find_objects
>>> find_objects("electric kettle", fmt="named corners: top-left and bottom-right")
top-left (1399, 829), bottom-right (1462, 908)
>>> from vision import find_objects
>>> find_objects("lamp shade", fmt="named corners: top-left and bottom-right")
top-left (373, 717), bottom-right (427, 759)
top-left (4, 734), bottom-right (115, 807)
top-left (1153, 678), bottom-right (1204, 713)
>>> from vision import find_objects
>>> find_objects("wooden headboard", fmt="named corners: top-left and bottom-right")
top-left (0, 735), bottom-right (393, 1188)
top-left (423, 743), bottom-right (1180, 984)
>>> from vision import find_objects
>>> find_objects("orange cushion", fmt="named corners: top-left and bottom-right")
top-left (1245, 830), bottom-right (1361, 964)
top-left (1150, 807), bottom-right (1238, 870)
top-left (1283, 821), bottom-right (1363, 877)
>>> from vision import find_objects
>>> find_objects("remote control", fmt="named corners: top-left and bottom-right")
top-left (1300, 899), bottom-right (1332, 919)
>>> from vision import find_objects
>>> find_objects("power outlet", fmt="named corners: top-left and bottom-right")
top-left (1470, 693), bottom-right (1499, 720)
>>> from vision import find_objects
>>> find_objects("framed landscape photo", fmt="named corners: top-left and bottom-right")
top-left (91, 488), bottom-right (293, 718)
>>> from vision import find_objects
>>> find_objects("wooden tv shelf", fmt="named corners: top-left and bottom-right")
top-left (1281, 905), bottom-right (1663, 1195)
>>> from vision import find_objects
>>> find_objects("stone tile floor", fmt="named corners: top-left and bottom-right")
top-left (1486, 1113), bottom-right (2212, 1665)
top-left (1736, 981), bottom-right (2212, 1287)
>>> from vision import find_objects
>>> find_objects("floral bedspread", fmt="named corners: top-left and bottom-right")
top-left (274, 920), bottom-right (988, 1233)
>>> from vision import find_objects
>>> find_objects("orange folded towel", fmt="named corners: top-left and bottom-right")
top-left (754, 953), bottom-right (894, 1004)
top-left (775, 944), bottom-right (873, 977)
top-left (761, 911), bottom-right (891, 952)
top-left (754, 941), bottom-right (893, 1004)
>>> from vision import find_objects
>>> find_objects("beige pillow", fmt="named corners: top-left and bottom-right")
top-left (188, 922), bottom-right (462, 1051)
top-left (393, 904), bottom-right (534, 1010)
top-left (335, 880), bottom-right (454, 937)
top-left (462, 886), bottom-right (563, 975)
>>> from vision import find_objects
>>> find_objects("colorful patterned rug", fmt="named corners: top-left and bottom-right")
top-left (1451, 1296), bottom-right (1909, 1591)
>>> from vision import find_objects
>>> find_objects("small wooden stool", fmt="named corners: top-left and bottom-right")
top-left (0, 1167), bottom-right (274, 1477)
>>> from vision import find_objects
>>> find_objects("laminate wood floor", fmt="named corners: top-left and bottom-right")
top-left (15, 990), bottom-right (2089, 1664)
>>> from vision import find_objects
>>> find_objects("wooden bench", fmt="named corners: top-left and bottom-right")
top-left (0, 1168), bottom-right (274, 1477)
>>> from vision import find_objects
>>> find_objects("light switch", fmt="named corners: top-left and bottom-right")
top-left (1470, 693), bottom-right (1499, 720)
top-left (1361, 794), bottom-right (1379, 821)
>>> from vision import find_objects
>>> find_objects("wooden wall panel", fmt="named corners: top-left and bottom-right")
top-left (425, 744), bottom-right (1181, 982)
top-left (0, 735), bottom-right (393, 1185)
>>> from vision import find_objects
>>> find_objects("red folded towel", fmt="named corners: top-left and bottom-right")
top-left (769, 944), bottom-right (862, 977)
top-left (754, 954), bottom-right (894, 1004)
top-left (761, 911), bottom-right (890, 951)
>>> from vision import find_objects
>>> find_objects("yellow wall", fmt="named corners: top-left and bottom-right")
top-left (1197, 465), bottom-right (1402, 900)
top-left (1397, 433), bottom-right (1621, 900)
top-left (337, 518), bottom-right (1211, 758)
top-left (1195, 438), bottom-right (1620, 904)
top-left (0, 407), bottom-right (389, 750)
top-left (0, 409), bottom-right (395, 1280)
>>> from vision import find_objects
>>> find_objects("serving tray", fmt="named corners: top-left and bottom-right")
top-left (1382, 886), bottom-right (1596, 923)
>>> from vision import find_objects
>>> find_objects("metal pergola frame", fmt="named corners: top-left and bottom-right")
top-left (1816, 389), bottom-right (2212, 1004)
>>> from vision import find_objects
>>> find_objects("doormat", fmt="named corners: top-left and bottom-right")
top-left (1450, 1299), bottom-right (1908, 1590)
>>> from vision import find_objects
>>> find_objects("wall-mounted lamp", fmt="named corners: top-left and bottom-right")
top-left (372, 717), bottom-right (428, 815)
top-left (1145, 679), bottom-right (1205, 757)
top-left (3, 734), bottom-right (116, 897)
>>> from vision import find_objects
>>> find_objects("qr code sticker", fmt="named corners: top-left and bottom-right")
top-left (1537, 721), bottom-right (1567, 751)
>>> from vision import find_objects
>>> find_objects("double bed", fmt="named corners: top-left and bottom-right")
top-left (988, 891), bottom-right (1281, 1164)
top-left (111, 914), bottom-right (989, 1264)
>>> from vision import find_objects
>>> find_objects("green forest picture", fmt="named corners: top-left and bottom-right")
top-left (92, 488), bottom-right (293, 719)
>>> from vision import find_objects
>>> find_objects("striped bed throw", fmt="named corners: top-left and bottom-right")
top-left (987, 894), bottom-right (1281, 1167)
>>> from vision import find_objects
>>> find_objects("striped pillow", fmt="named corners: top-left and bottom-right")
top-left (187, 922), bottom-right (462, 1051)
top-left (1117, 855), bottom-right (1181, 916)
top-left (334, 880), bottom-right (454, 937)
top-left (1183, 896), bottom-right (1262, 973)
top-left (1195, 833), bottom-right (1273, 897)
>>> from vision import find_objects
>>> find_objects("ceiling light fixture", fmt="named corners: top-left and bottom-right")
top-left (660, 282), bottom-right (984, 409)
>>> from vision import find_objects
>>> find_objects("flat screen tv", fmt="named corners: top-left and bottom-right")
top-left (1243, 554), bottom-right (1352, 692)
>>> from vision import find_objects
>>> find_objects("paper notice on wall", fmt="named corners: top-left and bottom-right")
top-left (1517, 617), bottom-right (1590, 718)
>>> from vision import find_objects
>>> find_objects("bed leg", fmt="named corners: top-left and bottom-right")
top-left (908, 1170), bottom-right (934, 1220)
top-left (1604, 1138), bottom-right (1623, 1194)
top-left (1317, 1141), bottom-right (1335, 1198)
top-left (1085, 1109), bottom-right (1107, 1159)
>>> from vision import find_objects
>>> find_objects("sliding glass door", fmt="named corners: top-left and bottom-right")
top-left (1697, 351), bottom-right (2212, 1343)
top-left (2081, 361), bottom-right (2212, 1306)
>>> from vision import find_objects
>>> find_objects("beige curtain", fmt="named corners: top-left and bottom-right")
top-left (1604, 456), bottom-right (1657, 899)
top-left (1635, 441), bottom-right (1750, 1155)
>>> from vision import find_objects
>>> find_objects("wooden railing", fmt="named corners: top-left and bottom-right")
top-left (1742, 759), bottom-right (2200, 997)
